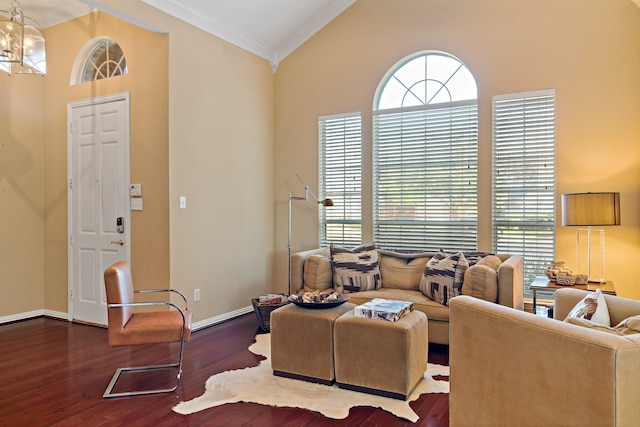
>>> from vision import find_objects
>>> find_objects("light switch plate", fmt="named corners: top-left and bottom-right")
top-left (131, 198), bottom-right (143, 211)
top-left (179, 196), bottom-right (187, 209)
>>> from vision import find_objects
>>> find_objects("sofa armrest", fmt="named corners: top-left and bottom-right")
top-left (496, 255), bottom-right (524, 310)
top-left (290, 247), bottom-right (330, 294)
top-left (449, 295), bottom-right (640, 427)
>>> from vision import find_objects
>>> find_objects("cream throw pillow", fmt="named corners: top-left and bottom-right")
top-left (564, 289), bottom-right (611, 326)
top-left (461, 264), bottom-right (498, 303)
top-left (476, 255), bottom-right (502, 270)
top-left (379, 254), bottom-right (429, 290)
top-left (303, 255), bottom-right (333, 292)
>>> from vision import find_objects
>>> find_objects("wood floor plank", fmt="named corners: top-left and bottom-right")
top-left (0, 314), bottom-right (450, 426)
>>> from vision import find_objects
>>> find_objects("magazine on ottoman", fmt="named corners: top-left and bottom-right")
top-left (354, 298), bottom-right (413, 322)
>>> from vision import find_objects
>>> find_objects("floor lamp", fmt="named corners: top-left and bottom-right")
top-left (288, 174), bottom-right (333, 295)
top-left (561, 192), bottom-right (621, 283)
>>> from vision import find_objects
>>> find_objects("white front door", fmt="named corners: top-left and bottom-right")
top-left (68, 93), bottom-right (130, 326)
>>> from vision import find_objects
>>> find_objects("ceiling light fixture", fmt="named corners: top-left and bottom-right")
top-left (0, 0), bottom-right (46, 75)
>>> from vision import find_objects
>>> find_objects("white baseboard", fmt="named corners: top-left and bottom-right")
top-left (192, 305), bottom-right (254, 331)
top-left (0, 309), bottom-right (69, 324)
top-left (0, 306), bottom-right (254, 330)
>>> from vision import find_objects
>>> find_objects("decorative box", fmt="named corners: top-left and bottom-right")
top-left (354, 298), bottom-right (413, 322)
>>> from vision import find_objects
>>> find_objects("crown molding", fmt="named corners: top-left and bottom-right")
top-left (141, 0), bottom-right (275, 61)
top-left (141, 0), bottom-right (356, 72)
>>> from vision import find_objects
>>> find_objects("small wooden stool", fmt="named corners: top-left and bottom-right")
top-left (333, 309), bottom-right (428, 400)
top-left (270, 302), bottom-right (355, 384)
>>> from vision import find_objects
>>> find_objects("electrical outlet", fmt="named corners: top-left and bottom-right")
top-left (194, 289), bottom-right (200, 302)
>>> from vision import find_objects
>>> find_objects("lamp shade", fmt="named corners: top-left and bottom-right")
top-left (561, 192), bottom-right (621, 226)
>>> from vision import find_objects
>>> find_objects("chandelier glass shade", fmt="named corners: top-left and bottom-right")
top-left (0, 1), bottom-right (46, 75)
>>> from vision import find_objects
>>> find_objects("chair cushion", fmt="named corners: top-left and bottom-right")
top-left (109, 310), bottom-right (192, 347)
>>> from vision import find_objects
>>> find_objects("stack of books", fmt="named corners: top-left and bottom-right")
top-left (257, 294), bottom-right (287, 305)
top-left (354, 298), bottom-right (413, 322)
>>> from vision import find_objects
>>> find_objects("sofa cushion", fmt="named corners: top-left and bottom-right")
top-left (419, 251), bottom-right (468, 306)
top-left (564, 289), bottom-right (611, 326)
top-left (331, 243), bottom-right (381, 294)
top-left (566, 315), bottom-right (640, 336)
top-left (379, 253), bottom-right (430, 290)
top-left (303, 254), bottom-right (333, 292)
top-left (461, 264), bottom-right (498, 303)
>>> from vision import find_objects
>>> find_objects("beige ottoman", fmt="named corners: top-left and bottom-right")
top-left (270, 302), bottom-right (355, 385)
top-left (334, 309), bottom-right (428, 400)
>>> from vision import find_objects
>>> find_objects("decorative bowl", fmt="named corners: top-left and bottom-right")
top-left (288, 296), bottom-right (350, 309)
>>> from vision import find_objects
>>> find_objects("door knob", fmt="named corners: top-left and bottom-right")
top-left (110, 240), bottom-right (124, 246)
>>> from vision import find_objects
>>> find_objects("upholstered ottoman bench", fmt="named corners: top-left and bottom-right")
top-left (270, 302), bottom-right (355, 385)
top-left (333, 309), bottom-right (428, 400)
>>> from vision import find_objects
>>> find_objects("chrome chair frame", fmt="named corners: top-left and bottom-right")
top-left (103, 289), bottom-right (189, 398)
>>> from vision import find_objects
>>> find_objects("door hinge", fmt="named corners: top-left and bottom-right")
top-left (69, 179), bottom-right (73, 190)
top-left (69, 235), bottom-right (73, 245)
top-left (69, 122), bottom-right (72, 134)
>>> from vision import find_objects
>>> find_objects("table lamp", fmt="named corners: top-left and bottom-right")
top-left (561, 192), bottom-right (620, 283)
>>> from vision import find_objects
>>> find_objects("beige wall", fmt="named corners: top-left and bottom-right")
top-left (41, 11), bottom-right (171, 316)
top-left (274, 0), bottom-right (640, 298)
top-left (1, 0), bottom-right (276, 323)
top-left (0, 73), bottom-right (45, 315)
top-left (60, 1), bottom-right (275, 322)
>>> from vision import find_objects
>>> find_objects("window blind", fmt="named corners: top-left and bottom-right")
top-left (373, 103), bottom-right (478, 250)
top-left (319, 113), bottom-right (362, 247)
top-left (492, 90), bottom-right (556, 288)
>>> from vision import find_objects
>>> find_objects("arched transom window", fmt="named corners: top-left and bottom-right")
top-left (376, 51), bottom-right (477, 110)
top-left (71, 37), bottom-right (127, 85)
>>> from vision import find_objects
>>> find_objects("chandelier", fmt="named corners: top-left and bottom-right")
top-left (0, 0), bottom-right (46, 75)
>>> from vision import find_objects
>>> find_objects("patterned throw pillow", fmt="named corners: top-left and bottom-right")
top-left (330, 243), bottom-right (381, 294)
top-left (419, 251), bottom-right (469, 306)
top-left (564, 289), bottom-right (611, 326)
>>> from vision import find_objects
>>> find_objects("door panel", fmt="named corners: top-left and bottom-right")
top-left (69, 94), bottom-right (130, 326)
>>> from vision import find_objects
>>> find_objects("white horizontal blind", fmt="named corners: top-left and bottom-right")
top-left (319, 113), bottom-right (362, 247)
top-left (492, 90), bottom-right (556, 288)
top-left (373, 103), bottom-right (478, 250)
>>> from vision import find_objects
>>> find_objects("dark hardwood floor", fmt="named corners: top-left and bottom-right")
top-left (0, 313), bottom-right (449, 427)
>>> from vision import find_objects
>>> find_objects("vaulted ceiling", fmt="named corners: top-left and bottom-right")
top-left (0, 0), bottom-right (357, 71)
top-left (2, 0), bottom-right (639, 71)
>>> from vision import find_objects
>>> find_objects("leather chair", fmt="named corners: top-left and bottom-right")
top-left (103, 261), bottom-right (192, 398)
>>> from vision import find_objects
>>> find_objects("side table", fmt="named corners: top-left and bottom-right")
top-left (530, 276), bottom-right (616, 316)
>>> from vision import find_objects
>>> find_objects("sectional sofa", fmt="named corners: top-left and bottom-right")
top-left (290, 247), bottom-right (524, 345)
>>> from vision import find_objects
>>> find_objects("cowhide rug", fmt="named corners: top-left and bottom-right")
top-left (173, 334), bottom-right (449, 422)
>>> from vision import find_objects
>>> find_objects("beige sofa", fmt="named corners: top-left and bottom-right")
top-left (291, 248), bottom-right (524, 345)
top-left (449, 289), bottom-right (640, 427)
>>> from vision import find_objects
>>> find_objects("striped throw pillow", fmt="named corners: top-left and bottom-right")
top-left (330, 243), bottom-right (381, 294)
